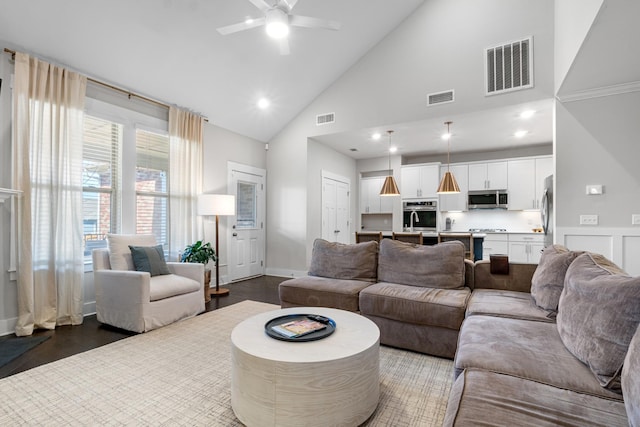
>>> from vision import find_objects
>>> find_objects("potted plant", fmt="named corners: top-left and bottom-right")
top-left (180, 240), bottom-right (217, 302)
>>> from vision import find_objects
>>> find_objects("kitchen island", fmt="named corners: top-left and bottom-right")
top-left (374, 231), bottom-right (486, 261)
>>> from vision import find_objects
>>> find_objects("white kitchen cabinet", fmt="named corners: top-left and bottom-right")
top-left (508, 234), bottom-right (545, 263)
top-left (439, 164), bottom-right (468, 211)
top-left (482, 234), bottom-right (509, 260)
top-left (360, 177), bottom-right (393, 214)
top-left (508, 157), bottom-right (552, 210)
top-left (401, 164), bottom-right (440, 199)
top-left (468, 161), bottom-right (508, 191)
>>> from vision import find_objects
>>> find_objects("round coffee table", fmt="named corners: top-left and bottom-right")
top-left (231, 307), bottom-right (380, 427)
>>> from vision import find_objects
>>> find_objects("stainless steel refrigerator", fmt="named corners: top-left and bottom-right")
top-left (541, 175), bottom-right (553, 247)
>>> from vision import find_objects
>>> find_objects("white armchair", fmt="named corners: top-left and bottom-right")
top-left (92, 234), bottom-right (205, 333)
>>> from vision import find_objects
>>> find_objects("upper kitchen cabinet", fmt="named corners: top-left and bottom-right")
top-left (468, 161), bottom-right (508, 191)
top-left (507, 156), bottom-right (552, 210)
top-left (360, 176), bottom-right (393, 214)
top-left (401, 164), bottom-right (440, 199)
top-left (439, 164), bottom-right (468, 211)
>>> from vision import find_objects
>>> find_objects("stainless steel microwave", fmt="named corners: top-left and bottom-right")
top-left (468, 190), bottom-right (508, 209)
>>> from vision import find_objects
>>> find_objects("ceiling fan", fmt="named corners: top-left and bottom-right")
top-left (216, 0), bottom-right (341, 55)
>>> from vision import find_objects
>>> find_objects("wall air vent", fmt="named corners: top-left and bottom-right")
top-left (427, 90), bottom-right (455, 106)
top-left (316, 112), bottom-right (335, 126)
top-left (485, 36), bottom-right (533, 95)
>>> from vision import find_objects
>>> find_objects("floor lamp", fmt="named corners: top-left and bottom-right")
top-left (198, 194), bottom-right (236, 297)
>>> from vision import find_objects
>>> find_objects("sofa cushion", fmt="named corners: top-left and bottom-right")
top-left (149, 274), bottom-right (200, 301)
top-left (279, 276), bottom-right (372, 312)
top-left (107, 234), bottom-right (157, 271)
top-left (466, 289), bottom-right (554, 322)
top-left (622, 324), bottom-right (640, 427)
top-left (557, 252), bottom-right (640, 390)
top-left (530, 244), bottom-right (580, 314)
top-left (129, 245), bottom-right (171, 276)
top-left (359, 282), bottom-right (470, 330)
top-left (308, 239), bottom-right (378, 282)
top-left (473, 260), bottom-right (538, 292)
top-left (443, 368), bottom-right (628, 427)
top-left (377, 239), bottom-right (465, 289)
top-left (454, 315), bottom-right (622, 400)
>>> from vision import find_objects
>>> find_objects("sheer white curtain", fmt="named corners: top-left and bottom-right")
top-left (169, 106), bottom-right (204, 260)
top-left (12, 52), bottom-right (87, 336)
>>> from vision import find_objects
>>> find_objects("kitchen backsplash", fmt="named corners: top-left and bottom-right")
top-left (441, 210), bottom-right (543, 233)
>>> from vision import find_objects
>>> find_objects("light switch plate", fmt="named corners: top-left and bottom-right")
top-left (632, 214), bottom-right (640, 225)
top-left (586, 185), bottom-right (603, 195)
top-left (580, 214), bottom-right (598, 225)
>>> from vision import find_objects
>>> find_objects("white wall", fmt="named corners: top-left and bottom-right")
top-left (306, 139), bottom-right (357, 261)
top-left (266, 0), bottom-right (554, 274)
top-left (554, 0), bottom-right (603, 93)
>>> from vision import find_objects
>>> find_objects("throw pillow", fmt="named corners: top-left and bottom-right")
top-left (377, 239), bottom-right (466, 289)
top-left (530, 245), bottom-right (581, 314)
top-left (107, 234), bottom-right (157, 271)
top-left (308, 239), bottom-right (379, 282)
top-left (557, 252), bottom-right (640, 390)
top-left (129, 245), bottom-right (171, 276)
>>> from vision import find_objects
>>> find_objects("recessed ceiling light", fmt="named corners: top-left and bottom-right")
top-left (389, 146), bottom-right (398, 153)
top-left (257, 98), bottom-right (270, 109)
top-left (245, 18), bottom-right (254, 25)
top-left (514, 130), bottom-right (528, 138)
top-left (371, 132), bottom-right (382, 140)
top-left (520, 110), bottom-right (535, 119)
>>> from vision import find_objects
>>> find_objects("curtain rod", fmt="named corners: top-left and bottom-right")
top-left (3, 47), bottom-right (208, 121)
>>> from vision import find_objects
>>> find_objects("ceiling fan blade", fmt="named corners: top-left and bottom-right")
top-left (248, 0), bottom-right (272, 13)
top-left (217, 17), bottom-right (265, 35)
top-left (279, 38), bottom-right (290, 55)
top-left (280, 0), bottom-right (299, 12)
top-left (290, 15), bottom-right (341, 31)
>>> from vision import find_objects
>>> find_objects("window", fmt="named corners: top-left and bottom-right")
top-left (82, 115), bottom-right (122, 258)
top-left (135, 129), bottom-right (169, 250)
top-left (82, 96), bottom-right (169, 268)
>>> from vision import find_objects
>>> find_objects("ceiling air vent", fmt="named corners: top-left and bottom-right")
top-left (427, 90), bottom-right (455, 106)
top-left (485, 36), bottom-right (533, 95)
top-left (316, 112), bottom-right (335, 126)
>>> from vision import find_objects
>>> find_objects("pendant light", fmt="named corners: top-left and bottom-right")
top-left (437, 121), bottom-right (461, 194)
top-left (380, 130), bottom-right (400, 196)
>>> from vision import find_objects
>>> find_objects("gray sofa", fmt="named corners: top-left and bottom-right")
top-left (445, 246), bottom-right (640, 426)
top-left (279, 238), bottom-right (473, 357)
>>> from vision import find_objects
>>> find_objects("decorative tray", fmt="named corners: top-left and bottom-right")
top-left (265, 313), bottom-right (336, 342)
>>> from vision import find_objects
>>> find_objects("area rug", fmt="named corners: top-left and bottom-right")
top-left (0, 334), bottom-right (50, 368)
top-left (0, 301), bottom-right (453, 426)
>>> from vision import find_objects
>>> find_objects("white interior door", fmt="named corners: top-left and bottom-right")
top-left (228, 163), bottom-right (265, 281)
top-left (322, 172), bottom-right (350, 244)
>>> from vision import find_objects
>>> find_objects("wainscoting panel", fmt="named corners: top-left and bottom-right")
top-left (557, 227), bottom-right (640, 276)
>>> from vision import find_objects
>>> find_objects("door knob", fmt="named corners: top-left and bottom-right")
top-left (232, 233), bottom-right (237, 237)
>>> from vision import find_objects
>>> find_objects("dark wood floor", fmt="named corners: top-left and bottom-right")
top-left (0, 275), bottom-right (287, 380)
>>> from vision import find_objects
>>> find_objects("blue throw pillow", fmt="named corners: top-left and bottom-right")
top-left (128, 245), bottom-right (171, 276)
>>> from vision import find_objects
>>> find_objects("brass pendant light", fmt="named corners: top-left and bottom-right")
top-left (380, 130), bottom-right (400, 196)
top-left (437, 121), bottom-right (461, 194)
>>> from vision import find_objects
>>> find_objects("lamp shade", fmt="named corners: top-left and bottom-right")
top-left (198, 194), bottom-right (236, 216)
top-left (380, 176), bottom-right (401, 196)
top-left (437, 171), bottom-right (461, 194)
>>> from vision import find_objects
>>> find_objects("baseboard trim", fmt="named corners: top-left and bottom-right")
top-left (0, 317), bottom-right (17, 337)
top-left (265, 268), bottom-right (307, 279)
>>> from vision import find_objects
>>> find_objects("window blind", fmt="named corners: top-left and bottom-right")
top-left (135, 129), bottom-right (169, 248)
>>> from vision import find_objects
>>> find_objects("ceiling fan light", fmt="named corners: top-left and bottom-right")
top-left (266, 9), bottom-right (289, 39)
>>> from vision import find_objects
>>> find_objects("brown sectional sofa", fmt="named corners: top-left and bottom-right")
top-left (446, 246), bottom-right (640, 426)
top-left (279, 239), bottom-right (640, 426)
top-left (280, 238), bottom-right (473, 357)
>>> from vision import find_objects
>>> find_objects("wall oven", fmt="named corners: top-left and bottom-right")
top-left (403, 200), bottom-right (437, 231)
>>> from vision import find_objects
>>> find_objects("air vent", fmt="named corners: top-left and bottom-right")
top-left (349, 148), bottom-right (358, 152)
top-left (427, 90), bottom-right (455, 106)
top-left (316, 112), bottom-right (335, 126)
top-left (485, 37), bottom-right (533, 95)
